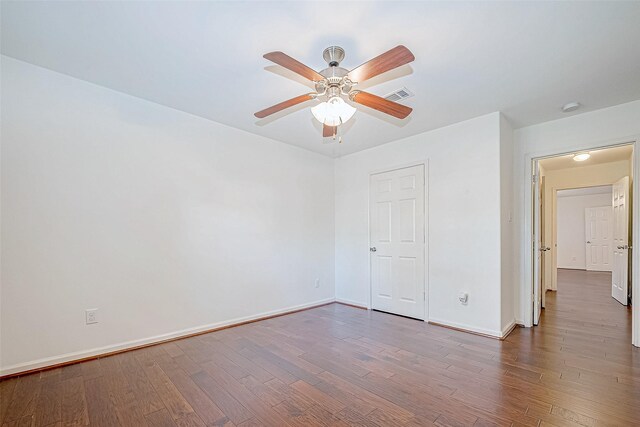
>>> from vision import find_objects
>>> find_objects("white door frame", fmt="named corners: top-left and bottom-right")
top-left (522, 137), bottom-right (639, 346)
top-left (367, 160), bottom-right (429, 321)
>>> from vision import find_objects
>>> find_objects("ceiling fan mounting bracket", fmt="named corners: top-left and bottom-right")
top-left (322, 46), bottom-right (345, 67)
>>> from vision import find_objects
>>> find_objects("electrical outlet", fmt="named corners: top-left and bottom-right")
top-left (85, 308), bottom-right (98, 324)
top-left (458, 292), bottom-right (469, 305)
top-left (315, 278), bottom-right (320, 288)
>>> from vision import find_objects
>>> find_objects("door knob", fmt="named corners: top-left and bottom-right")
top-left (586, 241), bottom-right (591, 244)
top-left (369, 247), bottom-right (377, 252)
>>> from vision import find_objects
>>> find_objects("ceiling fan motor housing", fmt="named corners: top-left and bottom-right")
top-left (322, 46), bottom-right (345, 67)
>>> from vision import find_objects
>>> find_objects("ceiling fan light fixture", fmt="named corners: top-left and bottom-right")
top-left (573, 152), bottom-right (591, 162)
top-left (562, 102), bottom-right (581, 113)
top-left (311, 96), bottom-right (356, 126)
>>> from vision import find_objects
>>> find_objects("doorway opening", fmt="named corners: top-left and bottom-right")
top-left (532, 144), bottom-right (635, 343)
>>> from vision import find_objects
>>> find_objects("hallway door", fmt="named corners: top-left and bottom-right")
top-left (533, 165), bottom-right (546, 325)
top-left (612, 176), bottom-right (630, 305)
top-left (370, 164), bottom-right (426, 320)
top-left (585, 206), bottom-right (613, 272)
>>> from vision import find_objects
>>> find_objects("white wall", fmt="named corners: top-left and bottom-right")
top-left (557, 191), bottom-right (612, 270)
top-left (513, 99), bottom-right (640, 324)
top-left (0, 57), bottom-right (335, 375)
top-left (335, 112), bottom-right (510, 337)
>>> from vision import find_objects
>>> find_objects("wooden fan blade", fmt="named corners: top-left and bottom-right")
top-left (254, 93), bottom-right (315, 118)
top-left (351, 91), bottom-right (412, 119)
top-left (347, 45), bottom-right (415, 84)
top-left (264, 51), bottom-right (325, 82)
top-left (323, 124), bottom-right (337, 137)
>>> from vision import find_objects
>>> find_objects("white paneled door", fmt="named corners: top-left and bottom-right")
top-left (612, 176), bottom-right (630, 305)
top-left (584, 206), bottom-right (613, 272)
top-left (369, 165), bottom-right (425, 320)
top-left (532, 169), bottom-right (546, 326)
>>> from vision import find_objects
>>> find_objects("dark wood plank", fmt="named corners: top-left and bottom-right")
top-left (100, 355), bottom-right (149, 426)
top-left (164, 370), bottom-right (229, 426)
top-left (174, 413), bottom-right (207, 427)
top-left (145, 409), bottom-right (177, 427)
top-left (33, 373), bottom-right (62, 426)
top-left (84, 377), bottom-right (120, 427)
top-left (201, 362), bottom-right (292, 426)
top-left (60, 376), bottom-right (89, 426)
top-left (191, 371), bottom-right (252, 425)
top-left (0, 378), bottom-right (18, 424)
top-left (2, 375), bottom-right (41, 423)
top-left (1, 415), bottom-right (36, 427)
top-left (139, 361), bottom-right (194, 421)
top-left (117, 352), bottom-right (166, 416)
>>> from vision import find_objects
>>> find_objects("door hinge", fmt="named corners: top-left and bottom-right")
top-left (532, 174), bottom-right (539, 184)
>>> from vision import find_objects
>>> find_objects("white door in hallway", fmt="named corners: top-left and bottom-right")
top-left (532, 164), bottom-right (546, 326)
top-left (612, 176), bottom-right (630, 305)
top-left (369, 164), bottom-right (426, 320)
top-left (585, 206), bottom-right (613, 272)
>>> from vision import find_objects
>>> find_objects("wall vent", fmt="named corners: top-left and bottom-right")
top-left (384, 87), bottom-right (414, 102)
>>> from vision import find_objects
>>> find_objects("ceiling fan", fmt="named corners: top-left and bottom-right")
top-left (255, 45), bottom-right (415, 138)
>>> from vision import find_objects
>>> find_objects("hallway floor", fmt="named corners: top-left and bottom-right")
top-left (541, 269), bottom-right (631, 344)
top-left (523, 268), bottom-right (638, 425)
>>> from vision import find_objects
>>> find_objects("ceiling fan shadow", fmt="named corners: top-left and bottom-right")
top-left (356, 65), bottom-right (414, 91)
top-left (264, 65), bottom-right (316, 89)
top-left (357, 106), bottom-right (413, 127)
top-left (254, 100), bottom-right (316, 126)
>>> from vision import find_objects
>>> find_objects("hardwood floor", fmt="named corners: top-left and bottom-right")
top-left (1, 269), bottom-right (638, 426)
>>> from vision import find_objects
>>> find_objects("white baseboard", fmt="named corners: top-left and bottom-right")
top-left (0, 297), bottom-right (335, 377)
top-left (335, 297), bottom-right (369, 309)
top-left (501, 319), bottom-right (517, 338)
top-left (428, 317), bottom-right (504, 339)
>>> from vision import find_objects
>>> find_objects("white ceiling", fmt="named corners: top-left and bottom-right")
top-left (2, 1), bottom-right (640, 157)
top-left (539, 144), bottom-right (633, 171)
